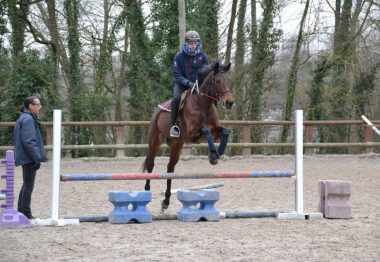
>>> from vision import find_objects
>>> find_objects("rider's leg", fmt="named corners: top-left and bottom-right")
top-left (170, 84), bottom-right (184, 137)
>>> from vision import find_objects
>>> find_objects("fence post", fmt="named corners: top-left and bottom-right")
top-left (115, 126), bottom-right (125, 157)
top-left (305, 125), bottom-right (314, 155)
top-left (364, 125), bottom-right (374, 154)
top-left (243, 125), bottom-right (251, 157)
top-left (46, 126), bottom-right (53, 159)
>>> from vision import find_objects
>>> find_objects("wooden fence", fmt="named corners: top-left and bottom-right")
top-left (1, 120), bottom-right (379, 156)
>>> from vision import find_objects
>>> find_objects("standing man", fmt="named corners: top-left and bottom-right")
top-left (170, 30), bottom-right (209, 137)
top-left (14, 95), bottom-right (47, 219)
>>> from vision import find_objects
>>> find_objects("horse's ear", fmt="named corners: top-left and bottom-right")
top-left (224, 63), bottom-right (231, 72)
top-left (213, 62), bottom-right (220, 74)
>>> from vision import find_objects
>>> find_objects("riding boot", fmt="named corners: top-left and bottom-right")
top-left (170, 100), bottom-right (180, 137)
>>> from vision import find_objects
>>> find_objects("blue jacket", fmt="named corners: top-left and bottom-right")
top-left (173, 50), bottom-right (209, 89)
top-left (14, 109), bottom-right (47, 166)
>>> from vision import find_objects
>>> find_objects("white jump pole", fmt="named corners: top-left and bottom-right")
top-left (32, 110), bottom-right (79, 226)
top-left (51, 109), bottom-right (61, 221)
top-left (277, 110), bottom-right (314, 220)
top-left (295, 109), bottom-right (304, 214)
top-left (278, 110), bottom-right (322, 220)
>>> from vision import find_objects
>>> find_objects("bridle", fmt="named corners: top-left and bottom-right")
top-left (199, 73), bottom-right (231, 103)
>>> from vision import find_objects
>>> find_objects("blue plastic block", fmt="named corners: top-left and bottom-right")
top-left (177, 189), bottom-right (220, 222)
top-left (108, 191), bottom-right (152, 223)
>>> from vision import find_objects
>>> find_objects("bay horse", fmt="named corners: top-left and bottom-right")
top-left (142, 62), bottom-right (234, 210)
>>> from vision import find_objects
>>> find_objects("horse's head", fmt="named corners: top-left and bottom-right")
top-left (199, 62), bottom-right (235, 109)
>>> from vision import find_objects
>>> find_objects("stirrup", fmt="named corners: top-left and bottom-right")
top-left (170, 126), bottom-right (180, 137)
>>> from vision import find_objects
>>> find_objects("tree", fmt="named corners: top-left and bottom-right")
top-left (4, 0), bottom-right (29, 120)
top-left (64, 0), bottom-right (94, 156)
top-left (248, 0), bottom-right (281, 142)
top-left (125, 0), bottom-right (159, 145)
top-left (232, 0), bottom-right (248, 121)
top-left (190, 0), bottom-right (219, 59)
top-left (280, 0), bottom-right (310, 144)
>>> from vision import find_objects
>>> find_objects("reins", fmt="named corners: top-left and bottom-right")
top-left (199, 92), bottom-right (218, 101)
top-left (197, 73), bottom-right (231, 102)
top-left (190, 80), bottom-right (218, 101)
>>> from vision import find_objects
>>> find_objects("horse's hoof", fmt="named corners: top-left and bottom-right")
top-left (209, 159), bottom-right (218, 165)
top-left (209, 152), bottom-right (219, 165)
top-left (161, 199), bottom-right (169, 210)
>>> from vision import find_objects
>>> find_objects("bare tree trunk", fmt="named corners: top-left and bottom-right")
top-left (115, 22), bottom-right (129, 122)
top-left (250, 0), bottom-right (257, 65)
top-left (233, 0), bottom-right (247, 120)
top-left (334, 0), bottom-right (341, 55)
top-left (225, 0), bottom-right (238, 64)
top-left (178, 0), bottom-right (186, 48)
top-left (92, 0), bottom-right (112, 153)
top-left (230, 0), bottom-right (247, 155)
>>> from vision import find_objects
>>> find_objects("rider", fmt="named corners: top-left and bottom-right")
top-left (170, 30), bottom-right (209, 137)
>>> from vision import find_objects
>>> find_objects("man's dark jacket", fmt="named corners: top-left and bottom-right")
top-left (173, 50), bottom-right (209, 88)
top-left (14, 109), bottom-right (47, 166)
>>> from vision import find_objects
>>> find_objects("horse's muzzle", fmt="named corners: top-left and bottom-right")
top-left (225, 100), bottom-right (234, 109)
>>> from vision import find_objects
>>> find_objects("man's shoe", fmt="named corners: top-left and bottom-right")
top-left (26, 214), bottom-right (36, 219)
top-left (170, 126), bottom-right (180, 137)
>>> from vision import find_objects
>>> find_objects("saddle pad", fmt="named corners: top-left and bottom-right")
top-left (158, 99), bottom-right (172, 112)
top-left (158, 90), bottom-right (190, 112)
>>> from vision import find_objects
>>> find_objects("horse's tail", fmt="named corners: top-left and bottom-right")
top-left (142, 107), bottom-right (162, 173)
top-left (141, 157), bottom-right (148, 173)
top-left (147, 107), bottom-right (161, 140)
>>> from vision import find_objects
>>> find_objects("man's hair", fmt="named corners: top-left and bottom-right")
top-left (20, 95), bottom-right (39, 112)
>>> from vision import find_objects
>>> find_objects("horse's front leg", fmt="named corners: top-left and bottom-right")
top-left (145, 180), bottom-right (151, 191)
top-left (162, 179), bottom-right (172, 211)
top-left (202, 127), bottom-right (219, 165)
top-left (212, 126), bottom-right (229, 156)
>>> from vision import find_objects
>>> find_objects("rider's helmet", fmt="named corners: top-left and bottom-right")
top-left (185, 31), bottom-right (201, 43)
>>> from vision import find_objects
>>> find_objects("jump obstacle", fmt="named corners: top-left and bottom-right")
top-left (33, 109), bottom-right (322, 226)
top-left (0, 150), bottom-right (31, 228)
top-left (61, 170), bottom-right (294, 181)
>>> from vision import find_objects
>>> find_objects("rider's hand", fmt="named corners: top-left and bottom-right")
top-left (187, 81), bottom-right (195, 88)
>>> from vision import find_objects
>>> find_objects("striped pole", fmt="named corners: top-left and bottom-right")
top-left (61, 170), bottom-right (294, 181)
top-left (361, 115), bottom-right (380, 136)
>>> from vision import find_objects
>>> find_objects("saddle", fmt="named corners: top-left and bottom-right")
top-left (158, 90), bottom-right (190, 112)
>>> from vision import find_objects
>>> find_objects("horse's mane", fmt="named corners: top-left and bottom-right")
top-left (197, 63), bottom-right (216, 86)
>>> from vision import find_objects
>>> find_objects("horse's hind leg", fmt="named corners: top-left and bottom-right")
top-left (143, 132), bottom-right (162, 191)
top-left (162, 142), bottom-right (183, 210)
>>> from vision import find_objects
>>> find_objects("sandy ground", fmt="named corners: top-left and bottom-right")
top-left (0, 154), bottom-right (379, 262)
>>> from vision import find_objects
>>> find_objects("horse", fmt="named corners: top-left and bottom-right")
top-left (142, 62), bottom-right (235, 210)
